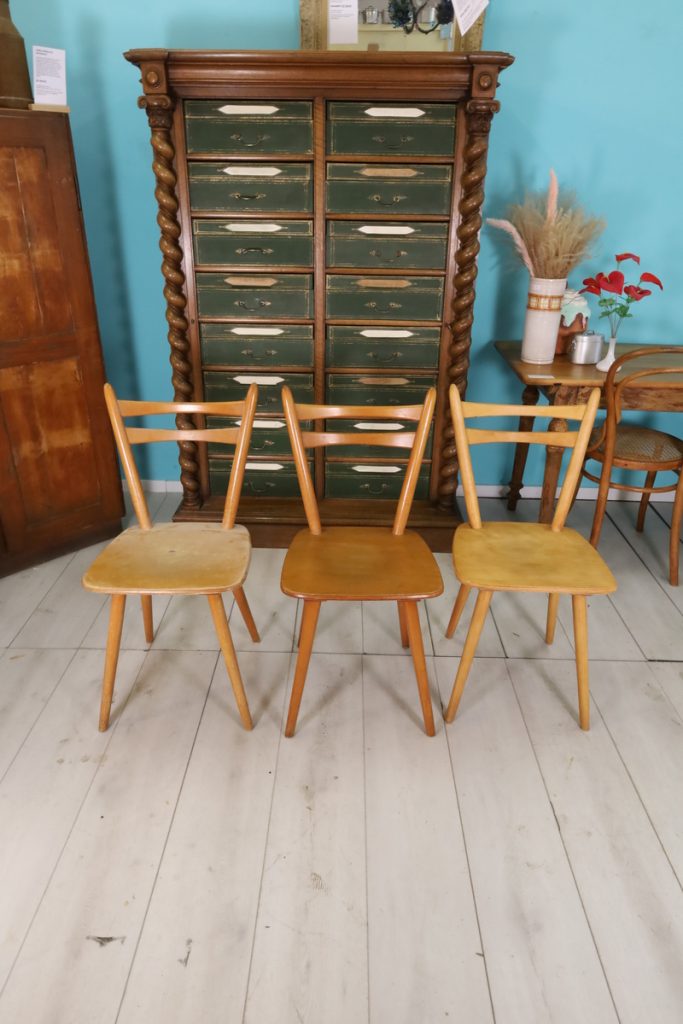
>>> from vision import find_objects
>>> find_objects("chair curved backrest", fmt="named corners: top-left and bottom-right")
top-left (281, 385), bottom-right (436, 536)
top-left (103, 382), bottom-right (258, 530)
top-left (449, 383), bottom-right (600, 532)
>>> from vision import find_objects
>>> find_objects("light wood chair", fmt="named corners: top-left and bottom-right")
top-left (82, 383), bottom-right (260, 732)
top-left (280, 385), bottom-right (442, 737)
top-left (444, 383), bottom-right (616, 731)
top-left (580, 347), bottom-right (683, 585)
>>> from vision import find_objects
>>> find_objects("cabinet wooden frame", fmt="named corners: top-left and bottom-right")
top-left (125, 48), bottom-right (513, 547)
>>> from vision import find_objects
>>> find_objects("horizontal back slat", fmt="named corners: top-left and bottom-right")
top-left (300, 430), bottom-right (416, 450)
top-left (126, 427), bottom-right (240, 445)
top-left (462, 401), bottom-right (589, 422)
top-left (118, 398), bottom-right (247, 417)
top-left (466, 428), bottom-right (577, 448)
top-left (295, 401), bottom-right (425, 421)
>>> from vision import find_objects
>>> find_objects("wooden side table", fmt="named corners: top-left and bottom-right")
top-left (495, 341), bottom-right (683, 523)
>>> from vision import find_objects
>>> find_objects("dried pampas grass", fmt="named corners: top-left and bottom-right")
top-left (488, 170), bottom-right (605, 279)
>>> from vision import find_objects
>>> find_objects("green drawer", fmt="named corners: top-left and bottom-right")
top-left (326, 326), bottom-right (440, 369)
top-left (327, 221), bottom-right (448, 269)
top-left (326, 418), bottom-right (433, 459)
top-left (210, 457), bottom-right (312, 498)
top-left (194, 220), bottom-right (314, 267)
top-left (206, 417), bottom-right (310, 457)
top-left (326, 275), bottom-right (444, 321)
top-left (326, 163), bottom-right (452, 216)
top-left (203, 371), bottom-right (314, 414)
top-left (326, 373), bottom-right (437, 408)
top-left (185, 100), bottom-right (313, 155)
top-left (196, 273), bottom-right (313, 319)
top-left (327, 102), bottom-right (455, 157)
top-left (200, 324), bottom-right (313, 367)
top-left (325, 461), bottom-right (430, 500)
top-left (189, 163), bottom-right (313, 214)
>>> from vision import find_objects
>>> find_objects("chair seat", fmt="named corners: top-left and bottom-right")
top-left (589, 424), bottom-right (683, 468)
top-left (453, 522), bottom-right (616, 595)
top-left (281, 526), bottom-right (443, 601)
top-left (82, 522), bottom-right (251, 595)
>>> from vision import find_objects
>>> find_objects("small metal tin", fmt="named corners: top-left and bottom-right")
top-left (568, 331), bottom-right (604, 365)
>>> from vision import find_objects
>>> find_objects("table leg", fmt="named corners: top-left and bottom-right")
top-left (540, 416), bottom-right (568, 523)
top-left (507, 384), bottom-right (539, 510)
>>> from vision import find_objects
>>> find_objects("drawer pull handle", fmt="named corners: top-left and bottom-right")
top-left (369, 194), bottom-right (408, 206)
top-left (235, 246), bottom-right (275, 255)
top-left (251, 438), bottom-right (275, 451)
top-left (245, 480), bottom-right (276, 494)
top-left (367, 350), bottom-right (402, 363)
top-left (364, 301), bottom-right (402, 311)
top-left (230, 192), bottom-right (267, 201)
top-left (360, 482), bottom-right (391, 494)
top-left (235, 299), bottom-right (272, 310)
top-left (240, 347), bottom-right (279, 359)
top-left (371, 135), bottom-right (414, 148)
top-left (230, 133), bottom-right (270, 148)
top-left (368, 248), bottom-right (408, 263)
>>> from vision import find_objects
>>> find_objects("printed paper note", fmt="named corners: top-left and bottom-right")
top-left (32, 46), bottom-right (67, 107)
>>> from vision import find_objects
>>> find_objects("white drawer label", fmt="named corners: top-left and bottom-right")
top-left (230, 327), bottom-right (284, 336)
top-left (359, 329), bottom-right (413, 338)
top-left (352, 465), bottom-right (401, 473)
top-left (222, 166), bottom-right (282, 177)
top-left (356, 225), bottom-right (415, 235)
top-left (245, 462), bottom-right (284, 471)
top-left (218, 104), bottom-right (279, 115)
top-left (233, 375), bottom-right (284, 386)
top-left (354, 422), bottom-right (403, 431)
top-left (225, 223), bottom-right (283, 233)
top-left (364, 107), bottom-right (425, 118)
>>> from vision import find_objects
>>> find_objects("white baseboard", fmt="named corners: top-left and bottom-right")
top-left (125, 479), bottom-right (675, 503)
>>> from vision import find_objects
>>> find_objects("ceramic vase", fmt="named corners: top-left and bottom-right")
top-left (520, 277), bottom-right (567, 364)
top-left (595, 336), bottom-right (618, 373)
top-left (0, 0), bottom-right (33, 108)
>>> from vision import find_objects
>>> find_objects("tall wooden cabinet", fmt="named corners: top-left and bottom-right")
top-left (125, 49), bottom-right (513, 546)
top-left (0, 110), bottom-right (123, 575)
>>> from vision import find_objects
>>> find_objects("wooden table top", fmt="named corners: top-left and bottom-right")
top-left (495, 341), bottom-right (683, 389)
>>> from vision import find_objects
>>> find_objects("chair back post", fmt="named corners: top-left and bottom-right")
top-left (448, 384), bottom-right (482, 529)
top-left (392, 387), bottom-right (436, 536)
top-left (282, 385), bottom-right (322, 535)
top-left (222, 383), bottom-right (258, 529)
top-left (103, 383), bottom-right (153, 529)
top-left (550, 387), bottom-right (600, 531)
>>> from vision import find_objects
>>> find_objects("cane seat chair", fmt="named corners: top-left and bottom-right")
top-left (82, 384), bottom-right (260, 731)
top-left (280, 385), bottom-right (442, 737)
top-left (444, 384), bottom-right (615, 731)
top-left (580, 347), bottom-right (683, 585)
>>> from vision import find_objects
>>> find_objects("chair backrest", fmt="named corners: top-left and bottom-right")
top-left (103, 382), bottom-right (258, 530)
top-left (281, 385), bottom-right (436, 536)
top-left (449, 383), bottom-right (600, 532)
top-left (594, 346), bottom-right (683, 448)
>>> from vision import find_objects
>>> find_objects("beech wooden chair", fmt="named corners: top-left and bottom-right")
top-left (280, 385), bottom-right (442, 737)
top-left (580, 347), bottom-right (683, 585)
top-left (444, 383), bottom-right (616, 731)
top-left (82, 383), bottom-right (260, 732)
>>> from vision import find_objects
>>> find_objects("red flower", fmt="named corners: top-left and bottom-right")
top-left (580, 276), bottom-right (602, 295)
top-left (616, 252), bottom-right (640, 264)
top-left (639, 271), bottom-right (663, 290)
top-left (596, 270), bottom-right (625, 295)
top-left (624, 285), bottom-right (651, 301)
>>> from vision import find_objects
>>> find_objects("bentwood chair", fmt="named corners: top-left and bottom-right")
top-left (82, 384), bottom-right (260, 732)
top-left (280, 385), bottom-right (442, 737)
top-left (580, 347), bottom-right (683, 585)
top-left (444, 384), bottom-right (616, 731)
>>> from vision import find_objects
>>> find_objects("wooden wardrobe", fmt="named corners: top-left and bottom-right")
top-left (125, 49), bottom-right (513, 547)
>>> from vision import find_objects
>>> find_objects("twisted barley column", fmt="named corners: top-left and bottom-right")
top-left (438, 99), bottom-right (500, 511)
top-left (140, 94), bottom-right (200, 510)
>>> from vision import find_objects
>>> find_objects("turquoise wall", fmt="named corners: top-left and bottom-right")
top-left (13, 0), bottom-right (682, 483)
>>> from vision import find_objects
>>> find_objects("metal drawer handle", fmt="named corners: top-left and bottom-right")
top-left (364, 301), bottom-right (402, 310)
top-left (245, 479), bottom-right (276, 494)
top-left (367, 350), bottom-right (402, 363)
top-left (251, 438), bottom-right (275, 451)
top-left (369, 194), bottom-right (408, 206)
top-left (371, 135), bottom-right (415, 148)
top-left (230, 133), bottom-right (270, 147)
top-left (235, 246), bottom-right (274, 255)
top-left (360, 482), bottom-right (391, 494)
top-left (230, 192), bottom-right (267, 201)
top-left (235, 299), bottom-right (272, 310)
top-left (368, 248), bottom-right (408, 263)
top-left (240, 347), bottom-right (279, 359)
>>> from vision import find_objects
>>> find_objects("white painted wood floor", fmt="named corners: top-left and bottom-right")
top-left (1, 495), bottom-right (682, 1023)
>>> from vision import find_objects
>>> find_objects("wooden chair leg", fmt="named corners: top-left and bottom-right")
top-left (445, 583), bottom-right (471, 639)
top-left (403, 601), bottom-right (435, 737)
top-left (669, 470), bottom-right (683, 587)
top-left (571, 594), bottom-right (590, 730)
top-left (233, 585), bottom-right (261, 642)
top-left (545, 593), bottom-right (560, 645)
top-left (590, 461), bottom-right (611, 547)
top-left (444, 590), bottom-right (492, 724)
top-left (140, 594), bottom-right (154, 643)
top-left (397, 601), bottom-right (409, 648)
top-left (636, 471), bottom-right (656, 532)
top-left (285, 600), bottom-right (320, 738)
top-left (99, 595), bottom-right (126, 732)
top-left (207, 593), bottom-right (253, 731)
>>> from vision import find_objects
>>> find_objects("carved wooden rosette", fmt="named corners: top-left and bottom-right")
top-left (438, 96), bottom-right (500, 510)
top-left (138, 81), bottom-right (200, 510)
